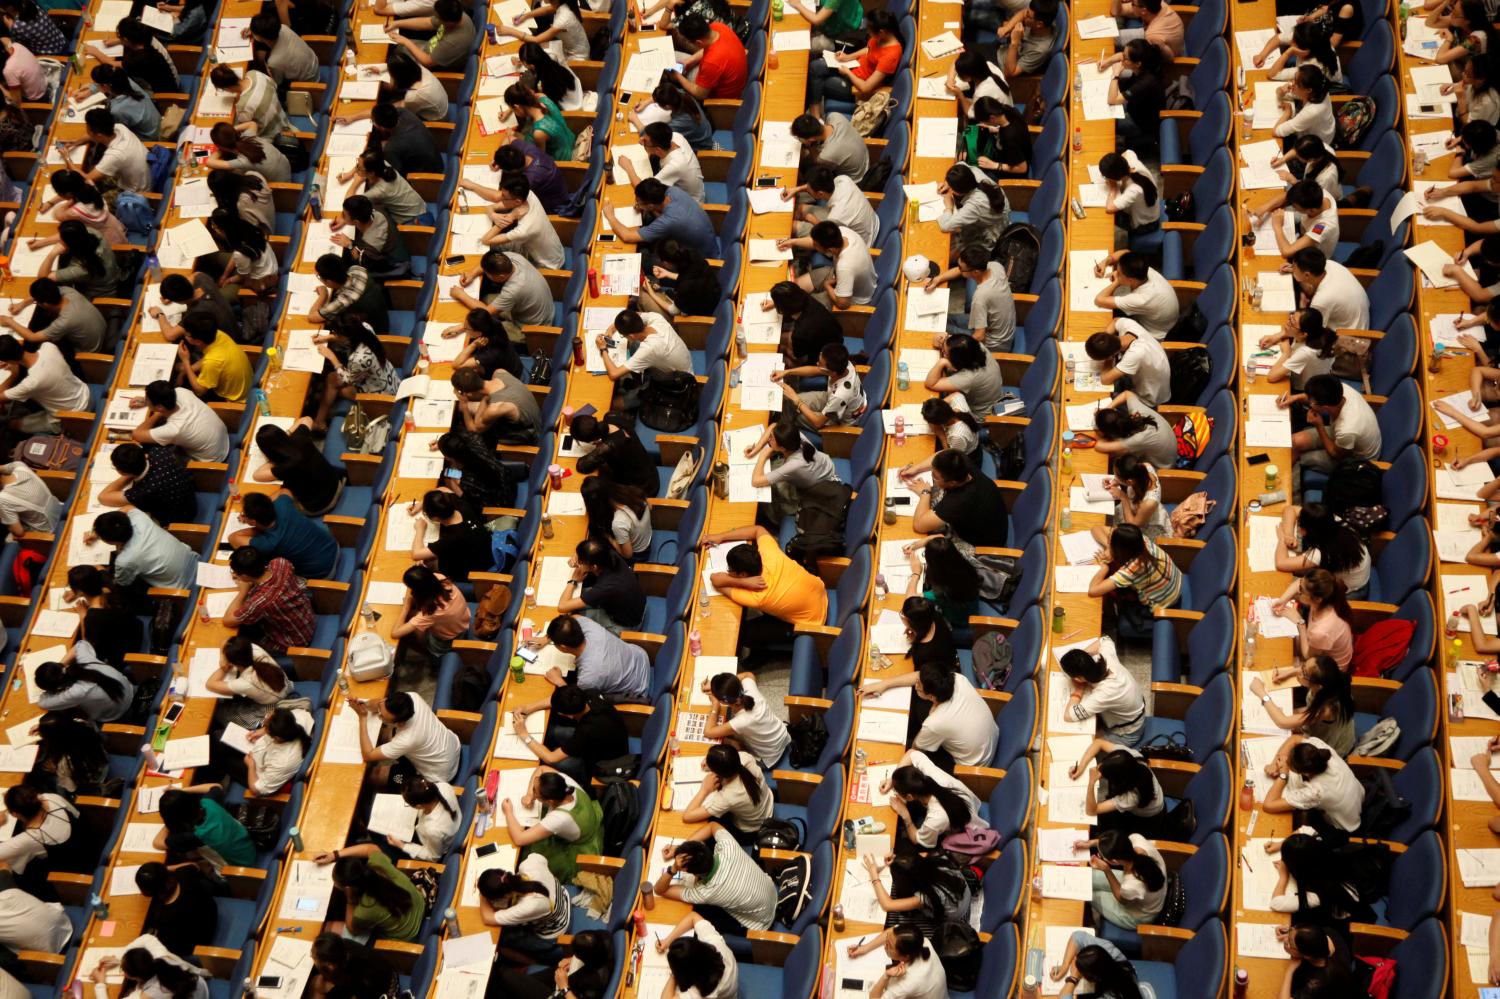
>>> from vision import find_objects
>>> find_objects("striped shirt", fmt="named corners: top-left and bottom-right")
top-left (236, 556), bottom-right (315, 653)
top-left (1108, 537), bottom-right (1182, 609)
top-left (678, 828), bottom-right (778, 930)
top-left (321, 265), bottom-right (371, 320)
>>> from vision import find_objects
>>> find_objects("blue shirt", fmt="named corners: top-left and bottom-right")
top-left (638, 186), bottom-right (717, 257)
top-left (248, 495), bottom-right (338, 579)
top-left (110, 91), bottom-right (161, 140)
top-left (574, 615), bottom-right (650, 701)
top-left (115, 508), bottom-right (197, 589)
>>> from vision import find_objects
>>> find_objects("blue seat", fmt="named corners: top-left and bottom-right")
top-left (1176, 750), bottom-right (1234, 845)
top-left (735, 925), bottom-right (822, 999)
top-left (1371, 830), bottom-right (1445, 929)
top-left (979, 839), bottom-right (1029, 932)
top-left (1354, 75), bottom-right (1399, 153)
top-left (1368, 255), bottom-right (1415, 331)
top-left (1176, 526), bottom-right (1236, 613)
top-left (823, 545), bottom-right (871, 627)
top-left (1099, 833), bottom-right (1228, 958)
top-left (844, 485), bottom-right (880, 547)
top-left (1360, 313), bottom-right (1417, 397)
top-left (1340, 160), bottom-right (1409, 259)
top-left (1366, 516), bottom-right (1431, 605)
top-left (1004, 474), bottom-right (1052, 547)
top-left (1137, 672), bottom-right (1232, 760)
top-left (992, 535), bottom-right (1049, 619)
top-left (876, 169), bottom-right (909, 243)
top-left (958, 605), bottom-right (1044, 692)
top-left (1030, 221), bottom-right (1065, 296)
top-left (1033, 105), bottom-right (1068, 175)
top-left (569, 848), bottom-right (642, 934)
top-left (1136, 920), bottom-right (1226, 999)
top-left (979, 757), bottom-right (1035, 842)
top-left (1014, 162), bottom-right (1066, 232)
top-left (1186, 39), bottom-right (1229, 110)
top-left (1162, 204), bottom-right (1235, 284)
top-left (990, 681), bottom-right (1038, 769)
top-left (728, 841), bottom-right (832, 958)
top-left (1194, 389), bottom-right (1237, 468)
top-left (640, 552), bottom-right (696, 635)
top-left (1386, 746), bottom-right (1442, 844)
top-left (1345, 20), bottom-right (1395, 96)
top-left (1182, 0), bottom-right (1225, 54)
top-left (774, 766), bottom-right (845, 846)
top-left (778, 687), bottom-right (855, 773)
top-left (647, 488), bottom-right (707, 565)
top-left (213, 858), bottom-right (279, 951)
top-left (633, 694), bottom-right (674, 774)
top-left (950, 925), bottom-right (1019, 999)
top-left (1158, 90), bottom-right (1230, 168)
top-left (1387, 919), bottom-right (1447, 999)
top-left (701, 132), bottom-right (752, 206)
top-left (1015, 333), bottom-right (1060, 411)
top-left (1194, 266), bottom-right (1238, 335)
top-left (831, 424), bottom-right (886, 486)
top-left (790, 614), bottom-right (862, 697)
top-left (711, 81), bottom-right (761, 156)
top-left (1189, 323), bottom-right (1236, 404)
top-left (1039, 55), bottom-right (1068, 112)
top-left (1373, 590), bottom-right (1436, 683)
top-left (1150, 595), bottom-right (1234, 687)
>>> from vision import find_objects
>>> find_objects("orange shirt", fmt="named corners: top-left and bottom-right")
top-left (726, 535), bottom-right (829, 627)
top-left (855, 37), bottom-right (902, 80)
top-left (696, 22), bottom-right (747, 99)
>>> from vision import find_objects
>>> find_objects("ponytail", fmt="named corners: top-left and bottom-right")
top-left (705, 744), bottom-right (764, 806)
top-left (710, 672), bottom-right (754, 711)
top-left (891, 764), bottom-right (971, 829)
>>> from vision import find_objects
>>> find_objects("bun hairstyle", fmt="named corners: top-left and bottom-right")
top-left (1288, 741), bottom-right (1333, 777)
top-left (889, 926), bottom-right (931, 962)
top-left (1059, 648), bottom-right (1108, 684)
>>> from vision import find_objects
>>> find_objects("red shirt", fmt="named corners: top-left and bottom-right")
top-left (695, 22), bottom-right (747, 99)
top-left (855, 37), bottom-right (902, 80)
top-left (238, 557), bottom-right (315, 653)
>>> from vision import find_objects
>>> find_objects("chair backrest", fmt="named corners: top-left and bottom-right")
top-left (1381, 444), bottom-right (1426, 531)
top-left (788, 841), bottom-right (834, 936)
top-left (1385, 830), bottom-right (1445, 930)
top-left (606, 848), bottom-right (643, 929)
top-left (1185, 526), bottom-right (1237, 611)
top-left (1197, 324), bottom-right (1236, 405)
top-left (1372, 515), bottom-right (1431, 604)
top-left (1367, 313), bottom-right (1416, 397)
top-left (1374, 376), bottom-right (1422, 461)
top-left (1196, 264), bottom-right (1238, 331)
top-left (1196, 389), bottom-right (1236, 468)
top-left (1369, 253), bottom-right (1415, 331)
top-left (980, 838), bottom-right (1029, 930)
top-left (1188, 92), bottom-right (1232, 167)
top-left (864, 350), bottom-right (893, 410)
top-left (1034, 221), bottom-right (1065, 296)
top-left (825, 614), bottom-right (864, 694)
top-left (1188, 39), bottom-right (1229, 107)
top-left (1019, 332), bottom-right (1060, 408)
top-left (992, 681), bottom-right (1038, 768)
top-left (1191, 207), bottom-right (1236, 283)
top-left (1033, 105), bottom-right (1068, 170)
top-left (1374, 185), bottom-right (1410, 257)
top-left (816, 687), bottom-right (856, 771)
top-left (1174, 920), bottom-right (1228, 999)
top-left (848, 422), bottom-right (887, 484)
top-left (1019, 403), bottom-right (1056, 480)
top-left (1357, 129), bottom-right (1406, 206)
top-left (987, 756), bottom-right (1035, 841)
top-left (1346, 19), bottom-right (1394, 92)
top-left (782, 925), bottom-right (824, 999)
top-left (1388, 589), bottom-right (1436, 684)
top-left (1183, 0), bottom-right (1226, 51)
top-left (1009, 473), bottom-right (1053, 544)
top-left (1388, 747), bottom-right (1442, 841)
top-left (833, 545), bottom-right (872, 625)
top-left (1179, 832), bottom-right (1229, 929)
top-left (1185, 750), bottom-right (1233, 844)
top-left (1389, 919), bottom-right (1447, 999)
top-left (1005, 535), bottom-right (1050, 615)
top-left (805, 767), bottom-right (846, 845)
top-left (1184, 672), bottom-right (1233, 758)
top-left (1003, 605), bottom-right (1045, 690)
top-left (1190, 148), bottom-right (1233, 212)
top-left (1039, 55), bottom-right (1068, 111)
top-left (972, 925), bottom-right (1021, 997)
top-left (845, 487), bottom-right (880, 548)
top-left (1030, 161), bottom-right (1066, 229)
top-left (638, 692), bottom-right (674, 770)
top-left (627, 769), bottom-right (658, 852)
top-left (1185, 596), bottom-right (1234, 688)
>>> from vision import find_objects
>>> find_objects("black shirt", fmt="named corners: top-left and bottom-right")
top-left (374, 108), bottom-right (444, 176)
top-left (144, 867), bottom-right (220, 958)
top-left (188, 273), bottom-right (240, 338)
top-left (671, 267), bottom-right (721, 317)
top-left (1120, 73), bottom-right (1164, 135)
top-left (576, 425), bottom-right (660, 497)
top-left (789, 299), bottom-right (844, 365)
top-left (472, 338), bottom-right (525, 380)
top-left (124, 443), bottom-right (197, 526)
top-left (272, 426), bottom-right (346, 514)
top-left (84, 605), bottom-right (143, 666)
top-left (580, 561), bottom-right (646, 629)
top-left (558, 703), bottom-right (631, 775)
top-left (428, 509), bottom-right (493, 582)
top-left (122, 41), bottom-right (179, 95)
top-left (909, 620), bottom-right (958, 669)
top-left (934, 475), bottom-right (1010, 548)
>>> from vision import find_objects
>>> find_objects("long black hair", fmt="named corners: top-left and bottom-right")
top-left (580, 474), bottom-right (648, 535)
top-left (1096, 749), bottom-right (1157, 809)
top-left (920, 397), bottom-right (981, 436)
top-left (402, 565), bottom-right (455, 615)
top-left (1075, 945), bottom-right (1144, 999)
top-left (891, 762), bottom-right (972, 829)
top-left (1301, 655), bottom-right (1354, 731)
top-left (1096, 829), bottom-right (1165, 892)
top-left (119, 947), bottom-right (201, 999)
top-left (263, 706), bottom-right (312, 754)
top-left (33, 659), bottom-right (126, 702)
top-left (921, 536), bottom-right (981, 606)
top-left (518, 41), bottom-right (574, 106)
top-left (56, 220), bottom-right (104, 276)
top-left (704, 743), bottom-right (763, 806)
top-left (403, 776), bottom-right (459, 818)
top-left (944, 163), bottom-right (1008, 214)
top-left (1295, 503), bottom-right (1366, 575)
top-left (900, 595), bottom-right (952, 646)
top-left (34, 712), bottom-right (107, 789)
top-left (709, 672), bottom-right (755, 711)
top-left (666, 933), bottom-right (726, 995)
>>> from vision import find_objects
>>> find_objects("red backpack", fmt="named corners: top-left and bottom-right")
top-left (1354, 955), bottom-right (1396, 999)
top-left (10, 548), bottom-right (44, 598)
top-left (1352, 619), bottom-right (1416, 678)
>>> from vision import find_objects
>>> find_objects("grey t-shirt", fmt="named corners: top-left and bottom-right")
top-left (1121, 395), bottom-right (1179, 468)
top-left (765, 448), bottom-right (838, 491)
top-left (426, 13), bottom-right (477, 69)
top-left (40, 287), bottom-right (105, 352)
top-left (267, 25), bottom-right (319, 84)
top-left (946, 351), bottom-right (1006, 416)
top-left (1015, 27), bottom-right (1053, 72)
top-left (969, 262), bottom-right (1016, 352)
top-left (491, 252), bottom-right (556, 327)
top-left (488, 369), bottom-right (543, 436)
top-left (818, 114), bottom-right (869, 184)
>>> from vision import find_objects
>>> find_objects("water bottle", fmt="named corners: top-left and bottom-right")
top-left (241, 978), bottom-right (255, 997)
top-left (1059, 506), bottom-right (1072, 530)
top-left (689, 630), bottom-right (702, 655)
top-left (342, 46), bottom-right (356, 76)
top-left (729, 361), bottom-right (742, 388)
top-left (91, 892), bottom-right (108, 918)
top-left (874, 573), bottom-right (887, 600)
top-left (266, 346), bottom-right (283, 372)
top-left (289, 826), bottom-right (304, 851)
top-left (831, 904), bottom-right (845, 931)
top-left (896, 360), bottom-right (909, 390)
top-left (540, 512), bottom-right (554, 539)
top-left (360, 602), bottom-right (376, 629)
top-left (734, 322), bottom-right (747, 357)
top-left (1072, 127), bottom-right (1083, 152)
top-left (509, 655), bottom-right (526, 685)
top-left (143, 252), bottom-right (161, 283)
top-left (444, 907), bottom-right (460, 934)
top-left (253, 388), bottom-right (270, 416)
top-left (1070, 197), bottom-right (1085, 219)
top-left (894, 414), bottom-right (906, 446)
top-left (771, 0), bottom-right (783, 19)
top-left (337, 670), bottom-right (350, 695)
top-left (853, 748), bottom-right (866, 773)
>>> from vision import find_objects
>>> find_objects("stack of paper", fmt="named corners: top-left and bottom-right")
top-left (916, 117), bottom-right (959, 159)
top-left (1245, 394), bottom-right (1292, 447)
top-left (1069, 251), bottom-right (1112, 312)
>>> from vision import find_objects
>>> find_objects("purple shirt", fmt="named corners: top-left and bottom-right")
top-left (508, 139), bottom-right (570, 214)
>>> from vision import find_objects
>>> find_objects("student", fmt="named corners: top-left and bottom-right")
top-left (176, 313), bottom-right (251, 403)
top-left (0, 458), bottom-right (61, 536)
top-left (436, 430), bottom-right (520, 510)
top-left (913, 663), bottom-right (999, 767)
top-left (151, 273), bottom-right (238, 342)
top-left (154, 788), bottom-right (255, 865)
top-left (384, 778), bottom-right (466, 860)
top-left (1093, 251), bottom-right (1179, 339)
top-left (903, 398), bottom-right (983, 471)
top-left (1, 1), bottom-right (65, 55)
top-left (1114, 0), bottom-right (1183, 57)
top-left (579, 477), bottom-right (652, 564)
top-left (654, 822), bottom-right (777, 931)
top-left (784, 220), bottom-right (876, 308)
top-left (481, 140), bottom-right (571, 214)
top-left (4, 276), bottom-right (105, 354)
top-left (843, 927), bottom-right (947, 999)
top-left (947, 49), bottom-right (1013, 122)
top-left (203, 121), bottom-right (290, 182)
top-left (704, 523), bottom-right (830, 641)
top-left (484, 929), bottom-right (613, 999)
top-left (572, 413), bottom-right (660, 496)
top-left (242, 705), bottom-right (314, 796)
top-left (373, 53), bottom-right (450, 123)
top-left (1087, 523), bottom-right (1182, 632)
top-left (354, 689), bottom-right (461, 786)
top-left (33, 645), bottom-right (130, 728)
top-left (206, 170), bottom-right (275, 238)
top-left (630, 80), bottom-right (715, 152)
top-left (926, 245), bottom-right (1017, 351)
top-left (387, 0), bottom-right (476, 70)
top-left (594, 306), bottom-right (692, 380)
top-left (37, 170), bottom-right (125, 245)
top-left (1275, 502), bottom-right (1371, 598)
top-left (207, 64), bottom-right (288, 139)
top-left (1273, 64), bottom-right (1336, 145)
top-left (320, 853), bottom-right (427, 942)
top-left (656, 911), bottom-right (739, 999)
top-left (746, 420), bottom-right (840, 517)
top-left (1290, 373), bottom-right (1381, 473)
top-left (1096, 454), bottom-right (1169, 542)
top-left (1254, 17), bottom-right (1342, 83)
top-left (338, 152), bottom-right (425, 226)
top-left (702, 672), bottom-right (792, 767)
top-left (205, 635), bottom-right (294, 730)
top-left (540, 613), bottom-right (651, 700)
top-left (1087, 830), bottom-right (1167, 931)
top-left (447, 309), bottom-right (525, 380)
top-left (1454, 53), bottom-right (1500, 127)
top-left (329, 195), bottom-right (412, 279)
top-left (308, 934), bottom-right (398, 999)
top-left (450, 366), bottom-right (545, 444)
top-left (926, 332), bottom-right (1007, 416)
top-left (450, 249), bottom-right (557, 338)
top-left (499, 0), bottom-right (589, 62)
top-left (503, 82), bottom-right (575, 161)
top-left (1060, 640), bottom-right (1146, 746)
top-left (1259, 307), bottom-right (1336, 393)
top-left (409, 489), bottom-right (491, 583)
top-left (1272, 569), bottom-right (1354, 670)
top-left (71, 108), bottom-right (150, 191)
top-left (670, 13), bottom-right (747, 101)
top-left (1263, 736), bottom-right (1365, 834)
top-left (391, 565), bottom-right (472, 657)
top-left (777, 341), bottom-right (868, 429)
top-left (366, 102), bottom-right (444, 175)
top-left (555, 537), bottom-right (645, 633)
top-left (309, 254), bottom-right (387, 329)
top-left (222, 546), bottom-right (316, 653)
top-left (938, 163), bottom-right (1010, 258)
top-left (90, 507), bottom-right (197, 591)
top-left (911, 448), bottom-right (1010, 549)
top-left (1108, 40), bottom-right (1165, 153)
top-left (907, 537), bottom-right (990, 636)
top-left (788, 163), bottom-right (878, 244)
top-left (478, 858), bottom-right (571, 962)
top-left (132, 380), bottom-right (231, 462)
top-left (621, 122), bottom-right (705, 203)
top-left (309, 317), bottom-right (401, 431)
top-left (504, 769), bottom-right (604, 884)
top-left (1093, 389), bottom-right (1179, 468)
top-left (964, 97), bottom-right (1033, 178)
top-left (606, 178), bottom-right (717, 257)
top-left (1099, 150), bottom-right (1160, 239)
top-left (881, 747), bottom-right (987, 847)
top-left (1292, 251), bottom-right (1369, 338)
top-left (789, 112), bottom-right (870, 185)
top-left (230, 491), bottom-right (339, 580)
top-left (248, 10), bottom-right (318, 83)
top-left (766, 281), bottom-right (842, 367)
top-left (861, 851), bottom-right (973, 939)
top-left (512, 683), bottom-right (630, 785)
top-left (807, 11), bottom-right (902, 112)
top-left (639, 238), bottom-right (722, 318)
top-left (107, 18), bottom-right (181, 93)
top-left (1050, 929), bottom-right (1160, 999)
top-left (1432, 0), bottom-right (1493, 73)
top-left (1086, 321), bottom-right (1170, 407)
top-left (482, 174), bottom-right (565, 269)
top-left (896, 595), bottom-right (958, 669)
top-left (39, 220), bottom-right (120, 299)
top-left (1253, 655), bottom-right (1356, 759)
top-left (681, 743), bottom-right (774, 838)
top-left (134, 862), bottom-right (219, 958)
top-left (89, 943), bottom-right (211, 999)
top-left (517, 40), bottom-right (585, 110)
top-left (1071, 742), bottom-right (1164, 834)
top-left (63, 564), bottom-right (143, 665)
top-left (0, 882), bottom-right (71, 957)
top-left (250, 419), bottom-right (347, 515)
top-left (1276, 924), bottom-right (1357, 997)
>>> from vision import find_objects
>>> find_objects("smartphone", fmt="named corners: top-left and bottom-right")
top-left (444, 468), bottom-right (463, 480)
top-left (561, 433), bottom-right (574, 450)
top-left (573, 403), bottom-right (597, 420)
top-left (1246, 453), bottom-right (1271, 466)
top-left (841, 980), bottom-right (864, 991)
top-left (617, 92), bottom-right (631, 106)
top-left (476, 842), bottom-right (499, 857)
top-left (597, 233), bottom-right (617, 242)
top-left (755, 176), bottom-right (777, 188)
top-left (257, 976), bottom-right (283, 989)
top-left (444, 254), bottom-right (466, 265)
top-left (163, 702), bottom-right (185, 725)
top-left (887, 495), bottom-right (912, 508)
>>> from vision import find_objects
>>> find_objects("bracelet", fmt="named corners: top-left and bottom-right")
top-left (1066, 977), bottom-right (1080, 986)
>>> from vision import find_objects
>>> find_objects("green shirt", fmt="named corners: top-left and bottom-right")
top-left (350, 851), bottom-right (426, 941)
top-left (820, 0), bottom-right (864, 36)
top-left (533, 96), bottom-right (576, 162)
top-left (194, 798), bottom-right (255, 867)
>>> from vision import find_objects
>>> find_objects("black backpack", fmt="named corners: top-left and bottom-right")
top-left (1323, 459), bottom-right (1384, 515)
top-left (774, 853), bottom-right (812, 925)
top-left (986, 428), bottom-right (1025, 480)
top-left (755, 816), bottom-right (804, 852)
top-left (637, 370), bottom-right (700, 432)
top-left (787, 713), bottom-right (828, 768)
top-left (786, 480), bottom-right (853, 569)
top-left (1153, 797), bottom-right (1197, 843)
top-left (1343, 240), bottom-right (1385, 270)
top-left (859, 157), bottom-right (893, 193)
top-left (1168, 346), bottom-right (1212, 404)
top-left (448, 664), bottom-right (489, 713)
top-left (1357, 768), bottom-right (1412, 839)
top-left (596, 778), bottom-right (639, 856)
top-left (933, 919), bottom-right (982, 991)
top-left (1167, 303), bottom-right (1207, 342)
top-left (992, 222), bottom-right (1041, 291)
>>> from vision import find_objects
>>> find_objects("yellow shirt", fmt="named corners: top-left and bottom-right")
top-left (197, 331), bottom-right (252, 403)
top-left (726, 534), bottom-right (829, 627)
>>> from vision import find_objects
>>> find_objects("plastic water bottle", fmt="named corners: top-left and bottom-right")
top-left (771, 0), bottom-right (783, 19)
top-left (734, 322), bottom-right (747, 357)
top-left (896, 360), bottom-right (909, 390)
top-left (343, 46), bottom-right (356, 76)
top-left (1059, 506), bottom-right (1072, 530)
top-left (309, 180), bottom-right (323, 219)
top-left (689, 630), bottom-right (702, 655)
top-left (729, 360), bottom-right (742, 388)
top-left (1245, 615), bottom-right (1258, 664)
top-left (90, 893), bottom-right (108, 918)
top-left (443, 907), bottom-right (460, 934)
top-left (893, 414), bottom-right (906, 446)
top-left (253, 388), bottom-right (270, 416)
top-left (289, 826), bottom-right (304, 851)
top-left (509, 655), bottom-right (526, 685)
top-left (1072, 127), bottom-right (1083, 152)
top-left (874, 573), bottom-right (887, 600)
top-left (1070, 197), bottom-right (1085, 219)
top-left (143, 252), bottom-right (161, 283)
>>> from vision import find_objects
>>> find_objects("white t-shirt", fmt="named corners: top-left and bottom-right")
top-left (0, 462), bottom-right (62, 532)
top-left (624, 313), bottom-right (692, 374)
top-left (702, 751), bottom-right (774, 831)
top-left (826, 174), bottom-right (878, 245)
top-left (1114, 268), bottom-right (1179, 339)
top-left (0, 794), bottom-right (74, 874)
top-left (831, 226), bottom-right (877, 305)
top-left (674, 920), bottom-right (738, 999)
top-left (1274, 97), bottom-right (1336, 145)
top-left (1280, 737), bottom-right (1364, 831)
top-left (727, 676), bottom-right (791, 766)
top-left (1305, 537), bottom-right (1372, 592)
top-left (1110, 150), bottom-right (1159, 229)
top-left (405, 64), bottom-right (450, 120)
top-left (400, 782), bottom-right (462, 860)
top-left (1326, 382), bottom-right (1381, 461)
top-left (5, 342), bottom-right (90, 414)
top-left (1293, 197), bottom-right (1340, 256)
top-left (1308, 260), bottom-right (1370, 331)
top-left (247, 708), bottom-right (312, 795)
top-left (149, 387), bottom-right (230, 461)
top-left (882, 947), bottom-right (949, 999)
top-left (0, 888), bottom-right (71, 953)
top-left (1281, 342), bottom-right (1335, 390)
top-left (913, 674), bottom-right (998, 767)
top-left (379, 693), bottom-right (461, 782)
top-left (487, 852), bottom-right (567, 932)
top-left (655, 133), bottom-right (705, 202)
top-left (97, 123), bottom-right (150, 192)
top-left (906, 750), bottom-right (987, 847)
top-left (1113, 319), bottom-right (1171, 406)
top-left (538, 771), bottom-right (587, 840)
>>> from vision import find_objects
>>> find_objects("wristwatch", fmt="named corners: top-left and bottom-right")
top-left (1261, 694), bottom-right (1272, 704)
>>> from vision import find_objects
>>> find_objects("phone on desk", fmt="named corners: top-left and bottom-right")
top-left (1246, 453), bottom-right (1271, 466)
top-left (755, 177), bottom-right (777, 188)
top-left (476, 842), bottom-right (500, 858)
top-left (597, 233), bottom-right (617, 242)
top-left (257, 976), bottom-right (283, 989)
top-left (443, 254), bottom-right (466, 265)
top-left (163, 702), bottom-right (184, 725)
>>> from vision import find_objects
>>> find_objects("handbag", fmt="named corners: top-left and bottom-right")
top-left (528, 350), bottom-right (554, 386)
top-left (232, 802), bottom-right (281, 852)
top-left (1138, 731), bottom-right (1194, 762)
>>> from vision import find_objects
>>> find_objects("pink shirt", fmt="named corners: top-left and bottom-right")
top-left (1306, 607), bottom-right (1353, 670)
top-left (409, 575), bottom-right (472, 640)
top-left (3, 43), bottom-right (45, 102)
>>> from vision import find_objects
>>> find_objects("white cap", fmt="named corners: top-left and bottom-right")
top-left (902, 254), bottom-right (932, 283)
